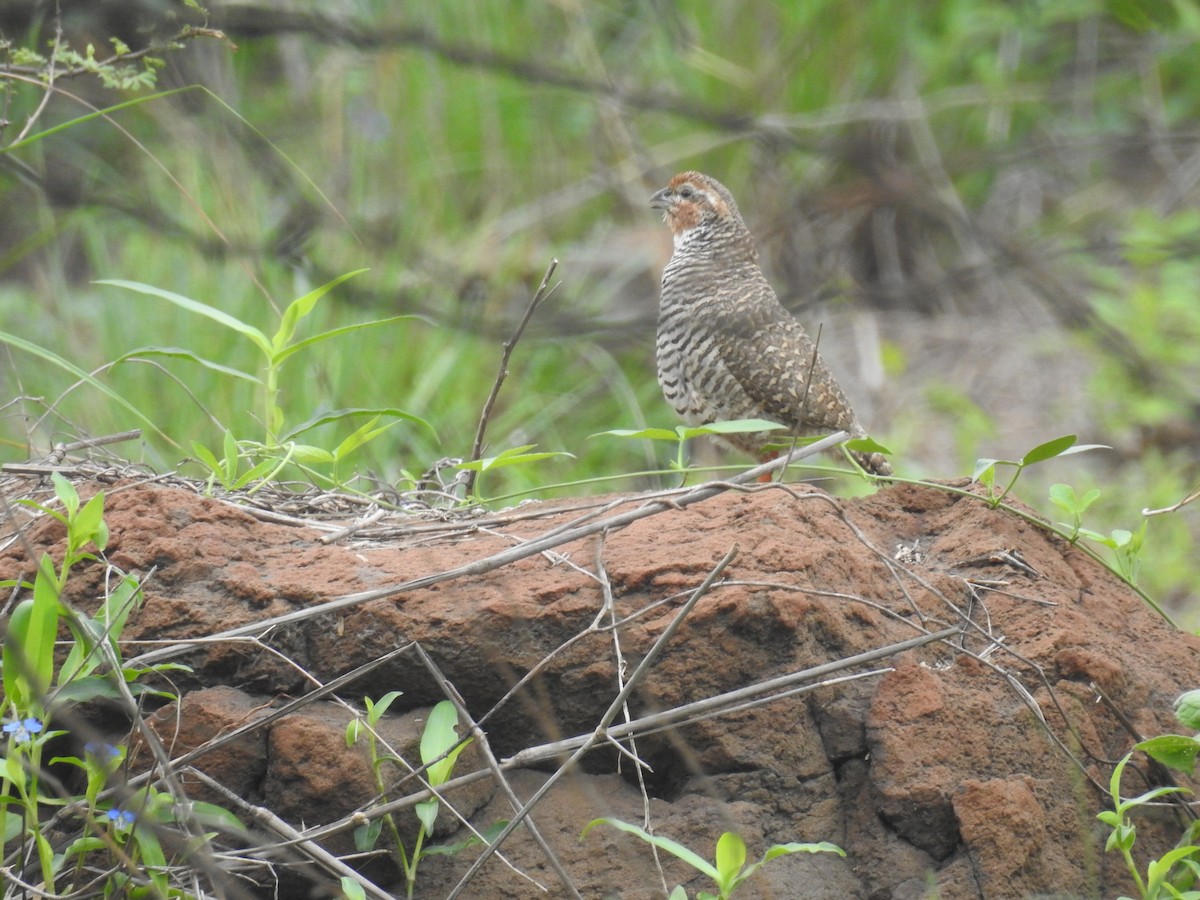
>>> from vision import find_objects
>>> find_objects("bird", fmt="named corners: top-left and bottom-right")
top-left (650, 170), bottom-right (892, 476)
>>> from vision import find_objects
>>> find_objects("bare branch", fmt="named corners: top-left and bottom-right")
top-left (461, 258), bottom-right (559, 497)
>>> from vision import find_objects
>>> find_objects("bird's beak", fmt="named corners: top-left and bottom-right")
top-left (649, 187), bottom-right (672, 210)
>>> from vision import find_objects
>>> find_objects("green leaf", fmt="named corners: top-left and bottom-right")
top-left (56, 834), bottom-right (108, 863)
top-left (52, 472), bottom-right (80, 517)
top-left (222, 430), bottom-right (240, 481)
top-left (191, 441), bottom-right (223, 477)
top-left (762, 841), bottom-right (846, 860)
top-left (98, 280), bottom-right (272, 356)
top-left (340, 876), bottom-right (368, 900)
top-left (271, 270), bottom-right (369, 352)
top-left (973, 458), bottom-right (1004, 483)
top-left (1175, 690), bottom-right (1200, 731)
top-left (1020, 434), bottom-right (1077, 465)
top-left (734, 839), bottom-right (847, 887)
top-left (591, 427), bottom-right (685, 442)
top-left (368, 690), bottom-right (404, 724)
top-left (288, 444), bottom-right (337, 465)
top-left (228, 457), bottom-right (282, 491)
top-left (353, 818), bottom-right (383, 852)
top-left (421, 820), bottom-right (510, 857)
top-left (1049, 483), bottom-right (1101, 518)
top-left (1055, 443), bottom-right (1111, 458)
top-left (415, 797), bottom-right (439, 834)
top-left (3, 810), bottom-right (24, 843)
top-left (421, 701), bottom-right (472, 786)
top-left (58, 622), bottom-right (97, 686)
top-left (3, 597), bottom-right (34, 708)
top-left (593, 419), bottom-right (786, 443)
top-left (692, 418), bottom-right (787, 436)
top-left (51, 675), bottom-right (127, 704)
top-left (668, 888), bottom-right (688, 900)
top-left (581, 818), bottom-right (720, 882)
top-left (274, 316), bottom-right (422, 366)
top-left (846, 436), bottom-right (892, 456)
top-left (281, 407), bottom-right (436, 443)
top-left (1147, 845), bottom-right (1200, 895)
top-left (331, 416), bottom-right (395, 461)
top-left (13, 556), bottom-right (65, 700)
top-left (714, 832), bottom-right (747, 893)
top-left (1048, 483), bottom-right (1075, 508)
top-left (74, 491), bottom-right (107, 550)
top-left (130, 819), bottom-right (170, 894)
top-left (1134, 734), bottom-right (1200, 774)
top-left (457, 446), bottom-right (574, 472)
top-left (1123, 784), bottom-right (1185, 809)
top-left (6, 754), bottom-right (26, 792)
top-left (111, 346), bottom-right (261, 384)
top-left (1106, 753), bottom-right (1131, 805)
top-left (190, 801), bottom-right (247, 835)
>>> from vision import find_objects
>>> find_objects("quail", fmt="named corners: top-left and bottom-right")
top-left (650, 171), bottom-right (891, 476)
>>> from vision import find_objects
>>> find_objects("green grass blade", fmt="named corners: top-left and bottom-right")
top-left (96, 280), bottom-right (272, 356)
top-left (273, 315), bottom-right (423, 366)
top-left (581, 818), bottom-right (720, 881)
top-left (0, 330), bottom-right (173, 444)
top-left (279, 407), bottom-right (436, 442)
top-left (1, 86), bottom-right (201, 154)
top-left (112, 347), bottom-right (262, 384)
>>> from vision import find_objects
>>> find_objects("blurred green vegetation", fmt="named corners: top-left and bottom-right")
top-left (0, 0), bottom-right (1198, 618)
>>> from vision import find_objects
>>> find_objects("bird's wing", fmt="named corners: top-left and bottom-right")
top-left (708, 281), bottom-right (860, 435)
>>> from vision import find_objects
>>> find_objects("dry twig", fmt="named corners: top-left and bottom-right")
top-left (462, 258), bottom-right (560, 498)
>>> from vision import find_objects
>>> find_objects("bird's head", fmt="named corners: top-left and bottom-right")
top-left (650, 171), bottom-right (745, 244)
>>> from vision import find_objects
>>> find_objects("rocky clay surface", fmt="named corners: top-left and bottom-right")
top-left (3, 472), bottom-right (1199, 899)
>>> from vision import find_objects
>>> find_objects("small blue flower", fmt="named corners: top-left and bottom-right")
top-left (105, 807), bottom-right (135, 829)
top-left (3, 717), bottom-right (43, 744)
top-left (85, 741), bottom-right (122, 760)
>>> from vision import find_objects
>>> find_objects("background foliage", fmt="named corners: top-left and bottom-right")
top-left (0, 0), bottom-right (1197, 618)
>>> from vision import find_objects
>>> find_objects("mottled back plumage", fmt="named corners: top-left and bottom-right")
top-left (650, 171), bottom-right (891, 476)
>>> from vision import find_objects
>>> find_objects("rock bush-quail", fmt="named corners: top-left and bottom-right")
top-left (650, 171), bottom-right (891, 476)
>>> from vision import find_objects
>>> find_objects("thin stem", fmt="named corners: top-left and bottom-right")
top-left (462, 258), bottom-right (559, 497)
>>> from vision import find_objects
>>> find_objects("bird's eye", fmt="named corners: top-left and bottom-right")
top-left (678, 186), bottom-right (694, 199)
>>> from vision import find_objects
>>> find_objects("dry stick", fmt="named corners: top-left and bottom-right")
top-left (221, 653), bottom-right (535, 895)
top-left (597, 538), bottom-right (671, 897)
top-left (412, 644), bottom-right (572, 899)
top-left (317, 507), bottom-right (387, 544)
top-left (296, 622), bottom-right (961, 848)
top-left (184, 767), bottom-right (397, 900)
top-left (818, 487), bottom-right (1113, 793)
top-left (46, 429), bottom-right (143, 460)
top-left (474, 578), bottom-right (615, 733)
top-left (125, 431), bottom-right (850, 671)
top-left (125, 644), bottom-right (417, 789)
top-left (78, 606), bottom-right (243, 897)
top-left (672, 668), bottom-right (892, 729)
top-left (461, 258), bottom-right (560, 498)
top-left (444, 544), bottom-right (740, 900)
top-left (504, 624), bottom-right (961, 767)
